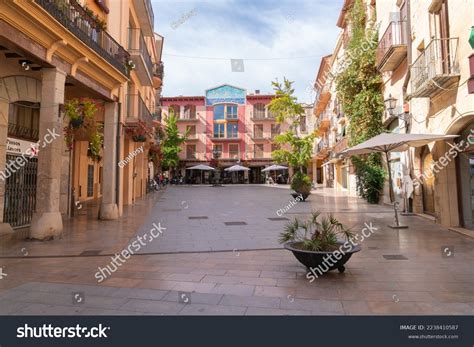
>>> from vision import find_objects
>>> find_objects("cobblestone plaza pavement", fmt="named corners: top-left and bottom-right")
top-left (0, 185), bottom-right (473, 315)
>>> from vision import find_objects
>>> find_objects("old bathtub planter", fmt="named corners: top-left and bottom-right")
top-left (279, 211), bottom-right (358, 276)
top-left (283, 241), bottom-right (360, 273)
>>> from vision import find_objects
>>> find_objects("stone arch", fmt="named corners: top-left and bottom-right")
top-left (445, 113), bottom-right (474, 135)
top-left (0, 75), bottom-right (42, 104)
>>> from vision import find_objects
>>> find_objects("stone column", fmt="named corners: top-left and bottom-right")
top-left (30, 68), bottom-right (66, 240)
top-left (0, 100), bottom-right (13, 235)
top-left (312, 161), bottom-right (317, 185)
top-left (99, 102), bottom-right (119, 219)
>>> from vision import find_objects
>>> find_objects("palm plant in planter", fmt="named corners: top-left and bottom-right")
top-left (268, 78), bottom-right (317, 201)
top-left (280, 212), bottom-right (360, 273)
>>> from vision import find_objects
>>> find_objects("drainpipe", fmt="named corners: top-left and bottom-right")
top-left (402, 0), bottom-right (412, 110)
top-left (401, 0), bottom-right (414, 213)
top-left (116, 102), bottom-right (121, 209)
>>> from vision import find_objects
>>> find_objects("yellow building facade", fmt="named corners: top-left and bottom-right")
top-left (0, 0), bottom-right (163, 239)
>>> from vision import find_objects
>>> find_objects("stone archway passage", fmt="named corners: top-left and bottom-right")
top-left (0, 76), bottom-right (42, 234)
top-left (0, 76), bottom-right (42, 104)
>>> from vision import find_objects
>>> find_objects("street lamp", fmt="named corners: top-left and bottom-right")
top-left (384, 94), bottom-right (398, 116)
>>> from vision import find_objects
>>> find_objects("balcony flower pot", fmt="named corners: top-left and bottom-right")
top-left (284, 241), bottom-right (360, 273)
top-left (132, 134), bottom-right (146, 142)
top-left (279, 212), bottom-right (359, 275)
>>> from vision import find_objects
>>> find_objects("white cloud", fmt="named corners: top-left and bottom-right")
top-left (153, 0), bottom-right (343, 103)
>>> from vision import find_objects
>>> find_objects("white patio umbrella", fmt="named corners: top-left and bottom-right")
top-left (186, 164), bottom-right (215, 184)
top-left (261, 164), bottom-right (288, 172)
top-left (224, 164), bottom-right (250, 172)
top-left (224, 164), bottom-right (250, 184)
top-left (340, 133), bottom-right (458, 228)
top-left (262, 165), bottom-right (288, 184)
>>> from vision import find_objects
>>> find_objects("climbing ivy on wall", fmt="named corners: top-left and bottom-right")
top-left (335, 0), bottom-right (386, 203)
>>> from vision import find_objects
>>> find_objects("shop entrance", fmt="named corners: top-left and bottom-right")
top-left (3, 154), bottom-right (37, 228)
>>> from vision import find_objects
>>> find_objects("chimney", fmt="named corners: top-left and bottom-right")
top-left (255, 90), bottom-right (260, 94)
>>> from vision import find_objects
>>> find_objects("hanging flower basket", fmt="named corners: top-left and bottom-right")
top-left (132, 134), bottom-right (146, 142)
top-left (73, 117), bottom-right (98, 141)
top-left (70, 118), bottom-right (84, 128)
top-left (126, 122), bottom-right (150, 143)
top-left (63, 98), bottom-right (104, 160)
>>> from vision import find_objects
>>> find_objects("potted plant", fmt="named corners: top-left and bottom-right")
top-left (290, 171), bottom-right (312, 201)
top-left (280, 212), bottom-right (360, 274)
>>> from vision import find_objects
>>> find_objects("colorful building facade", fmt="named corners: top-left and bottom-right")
top-left (161, 84), bottom-right (290, 184)
top-left (0, 0), bottom-right (164, 239)
top-left (312, 0), bottom-right (474, 233)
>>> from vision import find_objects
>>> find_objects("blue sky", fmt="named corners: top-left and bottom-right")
top-left (152, 0), bottom-right (343, 103)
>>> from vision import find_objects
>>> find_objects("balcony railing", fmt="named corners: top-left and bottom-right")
top-left (8, 123), bottom-right (39, 141)
top-left (132, 0), bottom-right (154, 36)
top-left (126, 94), bottom-right (153, 125)
top-left (128, 28), bottom-right (153, 85)
top-left (316, 138), bottom-right (329, 154)
top-left (410, 38), bottom-right (460, 98)
top-left (376, 20), bottom-right (408, 72)
top-left (152, 111), bottom-right (161, 122)
top-left (317, 111), bottom-right (331, 132)
top-left (35, 0), bottom-right (129, 76)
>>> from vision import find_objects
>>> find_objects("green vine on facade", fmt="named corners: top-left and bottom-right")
top-left (335, 0), bottom-right (385, 203)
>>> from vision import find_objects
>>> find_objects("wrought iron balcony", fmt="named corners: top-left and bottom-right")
top-left (35, 0), bottom-right (129, 76)
top-left (128, 28), bottom-right (153, 86)
top-left (152, 109), bottom-right (162, 122)
top-left (250, 112), bottom-right (275, 121)
top-left (313, 86), bottom-right (331, 117)
top-left (410, 38), bottom-right (460, 98)
top-left (126, 94), bottom-right (153, 126)
top-left (132, 0), bottom-right (154, 37)
top-left (317, 111), bottom-right (331, 132)
top-left (8, 123), bottom-right (39, 141)
top-left (376, 20), bottom-right (408, 72)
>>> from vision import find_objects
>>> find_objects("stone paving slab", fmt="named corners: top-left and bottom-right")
top-left (0, 186), bottom-right (473, 315)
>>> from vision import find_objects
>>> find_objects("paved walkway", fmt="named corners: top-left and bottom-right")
top-left (0, 185), bottom-right (473, 315)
